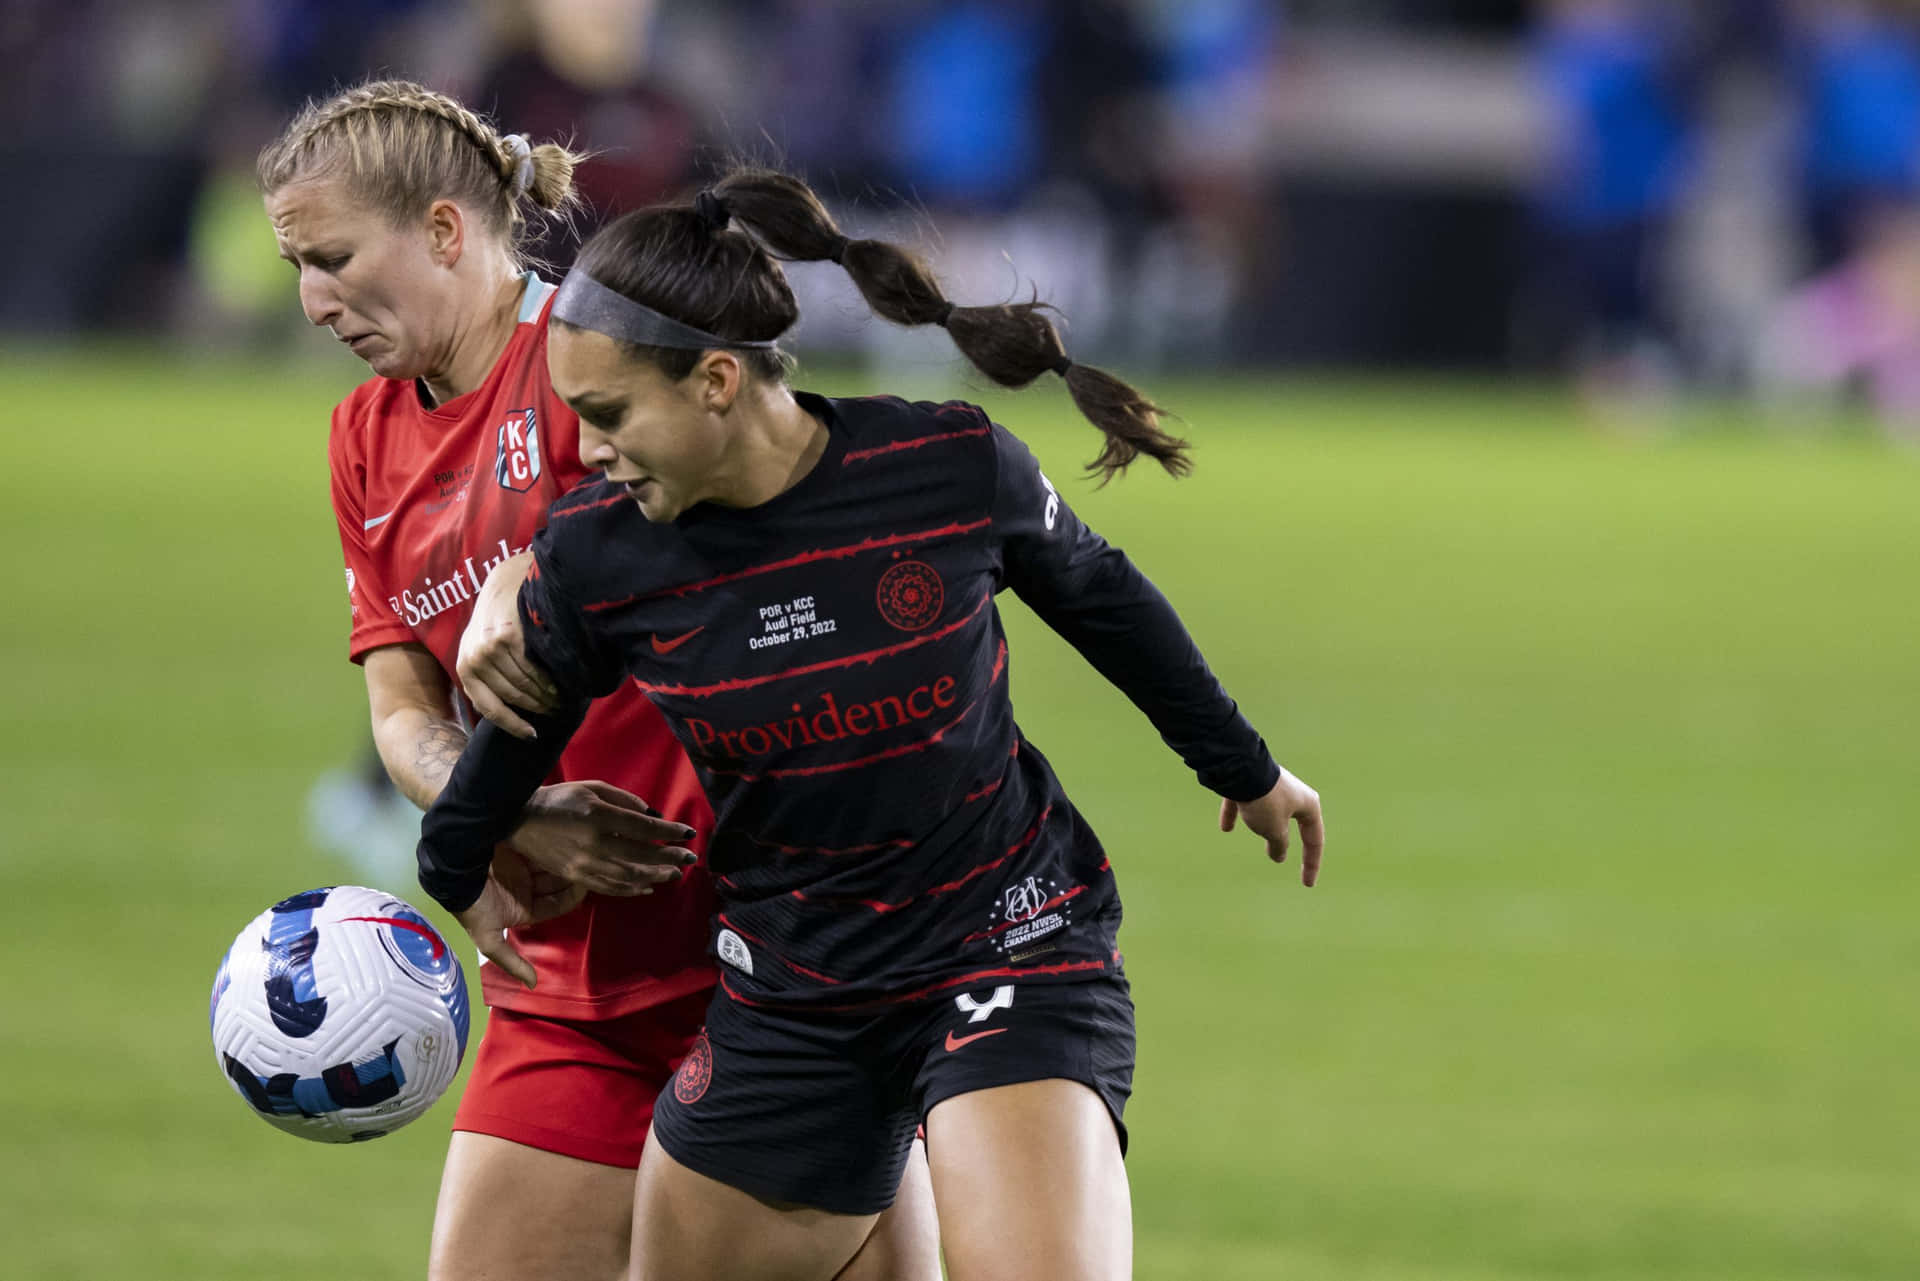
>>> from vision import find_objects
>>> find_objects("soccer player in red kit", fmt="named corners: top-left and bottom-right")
top-left (421, 172), bottom-right (1327, 1281)
top-left (260, 83), bottom-right (937, 1281)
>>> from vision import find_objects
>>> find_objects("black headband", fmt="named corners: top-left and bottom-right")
top-left (550, 271), bottom-right (779, 351)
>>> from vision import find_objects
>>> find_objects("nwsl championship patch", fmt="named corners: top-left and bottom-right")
top-left (495, 408), bottom-right (542, 492)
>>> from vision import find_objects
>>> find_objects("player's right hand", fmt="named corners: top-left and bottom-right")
top-left (457, 550), bottom-right (559, 740)
top-left (507, 780), bottom-right (700, 898)
top-left (453, 849), bottom-right (583, 990)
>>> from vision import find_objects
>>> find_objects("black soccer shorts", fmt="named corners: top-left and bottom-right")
top-left (648, 973), bottom-right (1135, 1215)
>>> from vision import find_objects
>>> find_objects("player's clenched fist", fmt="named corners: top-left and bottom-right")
top-left (507, 780), bottom-right (700, 899)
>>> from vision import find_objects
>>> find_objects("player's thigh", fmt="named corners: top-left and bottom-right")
top-left (430, 1131), bottom-right (633, 1281)
top-left (635, 993), bottom-right (931, 1279)
top-left (834, 1137), bottom-right (942, 1281)
top-left (925, 1079), bottom-right (1131, 1281)
top-left (432, 996), bottom-right (704, 1280)
top-left (630, 1126), bottom-right (879, 1281)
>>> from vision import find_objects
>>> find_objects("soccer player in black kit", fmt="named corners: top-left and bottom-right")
top-left (420, 171), bottom-right (1326, 1281)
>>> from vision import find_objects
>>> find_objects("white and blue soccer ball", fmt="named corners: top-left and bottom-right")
top-left (209, 885), bottom-right (470, 1143)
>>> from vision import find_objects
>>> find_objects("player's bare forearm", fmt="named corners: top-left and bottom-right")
top-left (363, 643), bottom-right (467, 812)
top-left (371, 703), bottom-right (468, 812)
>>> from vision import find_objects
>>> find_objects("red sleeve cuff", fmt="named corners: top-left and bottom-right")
top-left (348, 627), bottom-right (416, 665)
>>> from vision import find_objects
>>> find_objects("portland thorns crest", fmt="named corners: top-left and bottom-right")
top-left (494, 408), bottom-right (542, 492)
top-left (876, 559), bottom-right (944, 631)
top-left (674, 1032), bottom-right (713, 1105)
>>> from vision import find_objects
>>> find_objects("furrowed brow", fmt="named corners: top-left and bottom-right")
top-left (567, 395), bottom-right (626, 417)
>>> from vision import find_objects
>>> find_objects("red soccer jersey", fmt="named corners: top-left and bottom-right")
top-left (327, 274), bottom-right (716, 1019)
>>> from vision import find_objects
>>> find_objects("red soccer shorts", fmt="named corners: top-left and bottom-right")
top-left (451, 987), bottom-right (713, 1168)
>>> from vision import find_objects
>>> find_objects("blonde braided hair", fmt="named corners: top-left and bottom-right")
top-left (258, 79), bottom-right (586, 266)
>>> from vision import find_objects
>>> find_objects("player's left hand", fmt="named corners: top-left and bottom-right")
top-left (457, 550), bottom-right (560, 740)
top-left (451, 847), bottom-right (587, 989)
top-left (1219, 767), bottom-right (1325, 886)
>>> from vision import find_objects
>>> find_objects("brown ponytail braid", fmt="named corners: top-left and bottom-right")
top-left (570, 169), bottom-right (1190, 481)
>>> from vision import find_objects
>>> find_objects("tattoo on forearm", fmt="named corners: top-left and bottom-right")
top-left (407, 718), bottom-right (469, 808)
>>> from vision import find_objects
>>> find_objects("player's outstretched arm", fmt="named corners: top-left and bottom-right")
top-left (1219, 767), bottom-right (1325, 887)
top-left (367, 642), bottom-right (693, 900)
top-left (990, 424), bottom-right (1308, 841)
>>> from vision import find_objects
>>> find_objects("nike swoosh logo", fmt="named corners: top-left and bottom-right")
top-left (651, 626), bottom-right (705, 655)
top-left (944, 1027), bottom-right (1008, 1052)
top-left (343, 916), bottom-right (445, 960)
top-left (363, 511), bottom-right (395, 531)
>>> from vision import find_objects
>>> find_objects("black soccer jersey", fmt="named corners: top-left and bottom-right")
top-left (420, 393), bottom-right (1280, 1010)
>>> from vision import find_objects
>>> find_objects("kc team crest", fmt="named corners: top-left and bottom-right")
top-left (494, 408), bottom-right (542, 492)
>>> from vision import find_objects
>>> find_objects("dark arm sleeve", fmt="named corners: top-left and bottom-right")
top-left (415, 703), bottom-right (584, 912)
top-left (414, 530), bottom-right (626, 912)
top-left (989, 424), bottom-right (1281, 803)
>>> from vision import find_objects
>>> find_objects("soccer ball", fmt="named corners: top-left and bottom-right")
top-left (209, 885), bottom-right (470, 1142)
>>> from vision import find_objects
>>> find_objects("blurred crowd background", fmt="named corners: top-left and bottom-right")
top-left (13, 0), bottom-right (1920, 434)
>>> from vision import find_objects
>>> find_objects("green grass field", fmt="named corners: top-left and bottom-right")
top-left (1, 348), bottom-right (1914, 1280)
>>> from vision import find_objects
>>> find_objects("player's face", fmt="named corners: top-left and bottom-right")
top-left (265, 178), bottom-right (456, 382)
top-left (548, 325), bottom-right (733, 523)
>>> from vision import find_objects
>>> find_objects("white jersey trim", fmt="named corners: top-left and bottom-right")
top-left (518, 272), bottom-right (557, 325)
